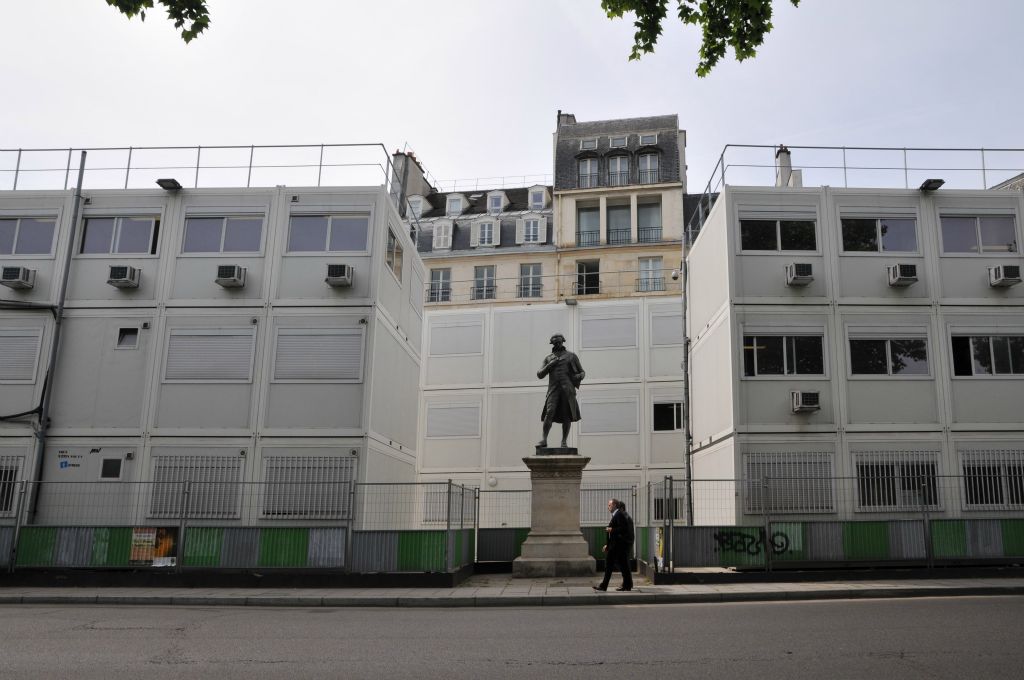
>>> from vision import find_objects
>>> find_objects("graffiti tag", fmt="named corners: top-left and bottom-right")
top-left (712, 530), bottom-right (790, 556)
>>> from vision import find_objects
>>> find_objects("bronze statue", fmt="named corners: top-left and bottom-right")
top-left (537, 333), bottom-right (585, 448)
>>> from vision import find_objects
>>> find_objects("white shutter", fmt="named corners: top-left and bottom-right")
top-left (433, 223), bottom-right (451, 250)
top-left (493, 220), bottom-right (501, 246)
top-left (150, 453), bottom-right (243, 519)
top-left (426, 404), bottom-right (481, 437)
top-left (429, 320), bottom-right (483, 356)
top-left (515, 219), bottom-right (525, 245)
top-left (651, 313), bottom-right (683, 346)
top-left (261, 455), bottom-right (356, 518)
top-left (538, 217), bottom-right (547, 244)
top-left (581, 315), bottom-right (637, 349)
top-left (579, 398), bottom-right (638, 434)
top-left (165, 329), bottom-right (255, 382)
top-left (274, 329), bottom-right (363, 382)
top-left (469, 222), bottom-right (479, 248)
top-left (0, 329), bottom-right (42, 382)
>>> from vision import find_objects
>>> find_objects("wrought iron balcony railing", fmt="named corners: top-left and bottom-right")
top-left (576, 231), bottom-right (600, 247)
top-left (517, 283), bottom-right (543, 298)
top-left (471, 285), bottom-right (496, 300)
top-left (636, 276), bottom-right (666, 292)
top-left (426, 287), bottom-right (451, 303)
top-left (607, 171), bottom-right (629, 186)
top-left (639, 169), bottom-right (660, 184)
top-left (421, 269), bottom-right (681, 304)
top-left (577, 173), bottom-right (599, 189)
top-left (608, 228), bottom-right (631, 245)
top-left (574, 278), bottom-right (601, 296)
top-left (638, 227), bottom-right (663, 243)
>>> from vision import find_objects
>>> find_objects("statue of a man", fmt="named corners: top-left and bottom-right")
top-left (537, 333), bottom-right (585, 448)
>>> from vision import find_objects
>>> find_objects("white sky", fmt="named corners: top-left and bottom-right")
top-left (2, 0), bottom-right (1023, 190)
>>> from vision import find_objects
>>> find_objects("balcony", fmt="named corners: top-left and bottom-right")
top-left (421, 269), bottom-right (681, 304)
top-left (639, 169), bottom-right (660, 184)
top-left (426, 287), bottom-right (451, 303)
top-left (471, 285), bottom-right (496, 300)
top-left (636, 276), bottom-right (666, 292)
top-left (607, 171), bottom-right (629, 187)
top-left (638, 227), bottom-right (663, 243)
top-left (517, 283), bottom-right (543, 298)
top-left (608, 229), bottom-right (631, 245)
top-left (576, 231), bottom-right (600, 247)
top-left (577, 173), bottom-right (599, 189)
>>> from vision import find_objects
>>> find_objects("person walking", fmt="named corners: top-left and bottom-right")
top-left (594, 497), bottom-right (634, 591)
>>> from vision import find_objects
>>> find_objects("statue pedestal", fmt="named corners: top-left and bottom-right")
top-left (512, 450), bottom-right (596, 578)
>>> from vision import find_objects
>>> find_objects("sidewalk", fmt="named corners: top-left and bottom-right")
top-left (2, 573), bottom-right (1023, 607)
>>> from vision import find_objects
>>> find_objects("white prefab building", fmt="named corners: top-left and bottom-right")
top-left (0, 180), bottom-right (424, 524)
top-left (687, 173), bottom-right (1024, 524)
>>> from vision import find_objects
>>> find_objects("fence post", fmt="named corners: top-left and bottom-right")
top-left (473, 487), bottom-right (480, 565)
top-left (345, 482), bottom-right (357, 573)
top-left (665, 475), bottom-right (674, 571)
top-left (444, 479), bottom-right (452, 572)
top-left (921, 477), bottom-right (933, 569)
top-left (631, 485), bottom-right (638, 563)
top-left (176, 480), bottom-right (190, 572)
top-left (8, 481), bottom-right (27, 572)
top-left (763, 476), bottom-right (773, 573)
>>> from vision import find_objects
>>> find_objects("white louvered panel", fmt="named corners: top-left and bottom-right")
top-left (165, 331), bottom-right (254, 382)
top-left (743, 452), bottom-right (834, 514)
top-left (149, 455), bottom-right (242, 519)
top-left (0, 331), bottom-right (42, 382)
top-left (0, 455), bottom-right (24, 515)
top-left (581, 316), bottom-right (637, 349)
top-left (429, 321), bottom-right (483, 356)
top-left (579, 399), bottom-right (638, 434)
top-left (274, 330), bottom-right (362, 381)
top-left (262, 455), bottom-right (356, 518)
top-left (426, 404), bottom-right (480, 438)
top-left (651, 314), bottom-right (683, 346)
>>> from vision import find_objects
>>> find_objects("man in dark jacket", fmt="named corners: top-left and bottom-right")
top-left (537, 333), bottom-right (585, 448)
top-left (594, 498), bottom-right (634, 591)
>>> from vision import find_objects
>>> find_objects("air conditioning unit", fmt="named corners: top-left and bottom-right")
top-left (791, 390), bottom-right (821, 413)
top-left (107, 265), bottom-right (140, 289)
top-left (215, 264), bottom-right (247, 288)
top-left (989, 264), bottom-right (1022, 287)
top-left (887, 263), bottom-right (918, 287)
top-left (1, 266), bottom-right (36, 290)
top-left (785, 262), bottom-right (814, 286)
top-left (325, 263), bottom-right (353, 287)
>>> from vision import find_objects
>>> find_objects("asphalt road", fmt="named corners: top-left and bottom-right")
top-left (1, 596), bottom-right (1022, 679)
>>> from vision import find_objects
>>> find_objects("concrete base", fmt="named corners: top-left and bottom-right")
top-left (512, 454), bottom-right (596, 578)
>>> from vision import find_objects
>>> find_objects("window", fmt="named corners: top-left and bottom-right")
top-left (941, 215), bottom-right (1017, 253)
top-left (523, 218), bottom-right (541, 243)
top-left (0, 329), bottom-right (43, 382)
top-left (608, 156), bottom-right (629, 186)
top-left (609, 135), bottom-right (628, 148)
top-left (578, 158), bottom-right (599, 188)
top-left (262, 455), bottom-right (355, 519)
top-left (80, 217), bottom-right (159, 255)
top-left (164, 329), bottom-right (255, 382)
top-left (0, 461), bottom-right (18, 514)
top-left (607, 204), bottom-right (630, 244)
top-left (638, 256), bottom-right (664, 292)
top-left (740, 219), bottom-right (816, 251)
top-left (408, 197), bottom-right (423, 219)
top-left (579, 138), bottom-right (598, 151)
top-left (0, 218), bottom-right (56, 255)
top-left (951, 335), bottom-right (1024, 376)
top-left (488, 195), bottom-right (502, 215)
top-left (849, 337), bottom-right (928, 376)
top-left (286, 214), bottom-right (368, 252)
top-left (653, 402), bottom-right (682, 431)
top-left (577, 207), bottom-right (600, 246)
top-left (962, 450), bottom-right (1024, 508)
top-left (183, 216), bottom-right (262, 253)
top-left (116, 328), bottom-right (139, 349)
top-left (743, 335), bottom-right (824, 376)
top-left (473, 265), bottom-right (495, 300)
top-left (639, 133), bottom-right (657, 145)
top-left (638, 154), bottom-right (659, 183)
top-left (100, 458), bottom-right (122, 480)
top-left (446, 197), bottom-right (463, 216)
top-left (529, 191), bottom-right (545, 210)
top-left (476, 221), bottom-right (495, 247)
top-left (744, 452), bottom-right (835, 514)
top-left (519, 263), bottom-right (542, 298)
top-left (385, 229), bottom-right (403, 279)
top-left (428, 268), bottom-right (451, 302)
top-left (855, 454), bottom-right (939, 510)
top-left (576, 260), bottom-right (600, 295)
top-left (273, 329), bottom-right (363, 382)
top-left (638, 202), bottom-right (662, 242)
top-left (841, 217), bottom-right (917, 253)
top-left (432, 222), bottom-right (452, 250)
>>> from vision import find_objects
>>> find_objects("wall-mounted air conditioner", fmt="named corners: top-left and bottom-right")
top-left (1, 266), bottom-right (36, 290)
top-left (791, 390), bottom-right (820, 413)
top-left (989, 264), bottom-right (1022, 288)
top-left (887, 263), bottom-right (918, 287)
top-left (785, 262), bottom-right (813, 286)
top-left (325, 263), bottom-right (353, 287)
top-left (215, 264), bottom-right (247, 288)
top-left (107, 265), bottom-right (140, 289)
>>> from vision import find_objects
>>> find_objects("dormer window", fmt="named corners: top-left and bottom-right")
top-left (580, 138), bottom-right (598, 151)
top-left (479, 221), bottom-right (494, 246)
top-left (639, 133), bottom-right (658, 145)
top-left (446, 196), bottom-right (463, 216)
top-left (432, 222), bottom-right (452, 250)
top-left (408, 197), bottom-right (423, 219)
top-left (610, 136), bottom-right (628, 148)
top-left (488, 195), bottom-right (502, 215)
top-left (471, 218), bottom-right (498, 248)
top-left (529, 190), bottom-right (545, 211)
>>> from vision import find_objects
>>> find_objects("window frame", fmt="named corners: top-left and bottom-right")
top-left (742, 333), bottom-right (828, 379)
top-left (950, 334), bottom-right (1024, 378)
top-left (523, 218), bottom-right (541, 243)
top-left (446, 196), bottom-right (463, 216)
top-left (407, 196), bottom-right (423, 219)
top-left (652, 401), bottom-right (683, 432)
top-left (529, 190), bottom-right (545, 211)
top-left (385, 228), bottom-right (403, 282)
top-left (428, 268), bottom-right (452, 303)
top-left (579, 138), bottom-right (598, 151)
top-left (78, 215), bottom-right (161, 257)
top-left (847, 333), bottom-right (932, 379)
top-left (609, 135), bottom-right (628, 148)
top-left (487, 194), bottom-right (503, 215)
top-left (284, 212), bottom-right (371, 255)
top-left (960, 451), bottom-right (1024, 510)
top-left (839, 215), bottom-right (920, 255)
top-left (432, 221), bottom-right (453, 250)
top-left (0, 216), bottom-right (58, 257)
top-left (181, 214), bottom-right (265, 256)
top-left (853, 454), bottom-right (941, 512)
top-left (477, 220), bottom-right (495, 247)
top-left (518, 262), bottom-right (542, 298)
top-left (639, 133), bottom-right (658, 146)
top-left (738, 216), bottom-right (818, 253)
top-left (472, 264), bottom-right (496, 300)
top-left (939, 213), bottom-right (1019, 256)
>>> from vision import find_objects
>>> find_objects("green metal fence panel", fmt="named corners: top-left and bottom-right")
top-left (1002, 519), bottom-right (1024, 558)
top-left (397, 531), bottom-right (444, 572)
top-left (932, 520), bottom-right (967, 559)
top-left (842, 522), bottom-right (890, 560)
top-left (582, 526), bottom-right (607, 559)
top-left (91, 527), bottom-right (132, 566)
top-left (183, 527), bottom-right (223, 567)
top-left (258, 528), bottom-right (309, 568)
top-left (16, 527), bottom-right (57, 567)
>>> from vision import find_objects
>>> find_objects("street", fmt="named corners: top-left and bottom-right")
top-left (0, 596), bottom-right (1021, 679)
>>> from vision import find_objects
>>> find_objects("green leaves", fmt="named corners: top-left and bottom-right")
top-left (104, 0), bottom-right (210, 43)
top-left (601, 0), bottom-right (800, 77)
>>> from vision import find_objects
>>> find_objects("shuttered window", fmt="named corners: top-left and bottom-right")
top-left (150, 454), bottom-right (243, 519)
top-left (164, 329), bottom-right (255, 382)
top-left (960, 449), bottom-right (1024, 509)
top-left (582, 314), bottom-right (637, 349)
top-left (429, 320), bottom-right (483, 356)
top-left (425, 404), bottom-right (480, 438)
top-left (743, 452), bottom-right (834, 514)
top-left (651, 313), bottom-right (683, 346)
top-left (0, 455), bottom-right (24, 515)
top-left (853, 450), bottom-right (940, 511)
top-left (579, 398), bottom-right (638, 434)
top-left (273, 329), bottom-right (363, 382)
top-left (0, 329), bottom-right (42, 383)
top-left (261, 455), bottom-right (356, 518)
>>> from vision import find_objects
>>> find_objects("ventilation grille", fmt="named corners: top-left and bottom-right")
top-left (743, 452), bottom-right (834, 514)
top-left (326, 264), bottom-right (349, 278)
top-left (109, 266), bottom-right (129, 280)
top-left (1004, 265), bottom-right (1022, 279)
top-left (2, 267), bottom-right (27, 281)
top-left (793, 263), bottom-right (813, 277)
top-left (897, 264), bottom-right (917, 278)
top-left (217, 265), bottom-right (239, 279)
top-left (149, 454), bottom-right (243, 519)
top-left (261, 455), bottom-right (356, 519)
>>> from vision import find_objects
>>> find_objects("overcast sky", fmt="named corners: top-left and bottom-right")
top-left (2, 0), bottom-right (1023, 190)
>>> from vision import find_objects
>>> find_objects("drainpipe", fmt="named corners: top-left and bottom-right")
top-left (681, 241), bottom-right (693, 526)
top-left (27, 151), bottom-right (86, 521)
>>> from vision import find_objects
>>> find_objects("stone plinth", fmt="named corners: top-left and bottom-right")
top-left (512, 451), bottom-right (596, 578)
